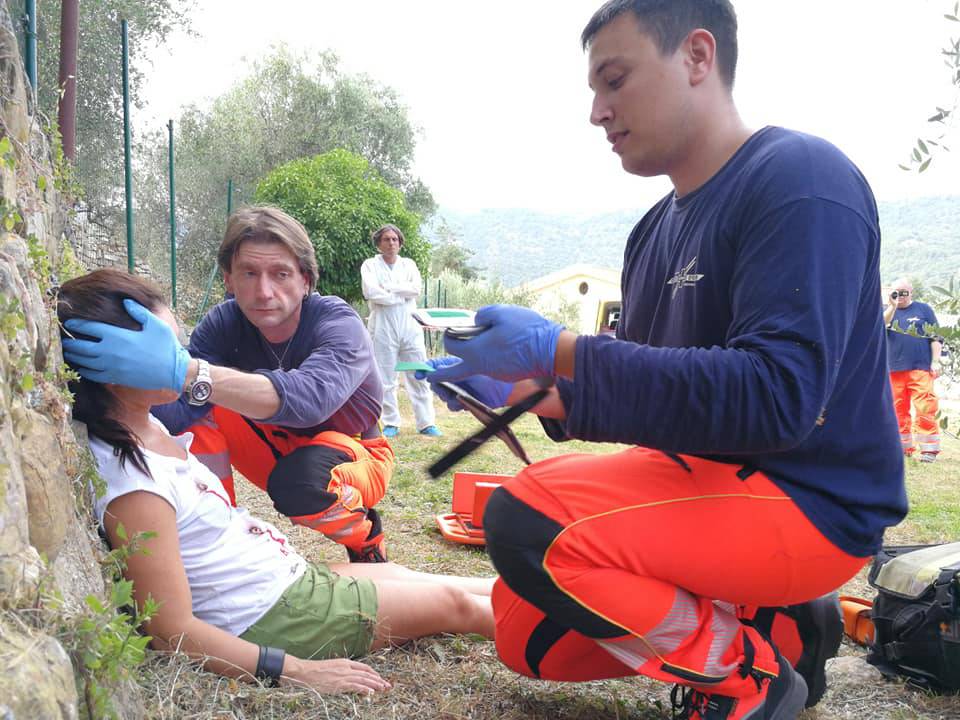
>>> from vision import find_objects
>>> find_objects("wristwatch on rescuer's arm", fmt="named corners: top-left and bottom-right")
top-left (186, 359), bottom-right (213, 406)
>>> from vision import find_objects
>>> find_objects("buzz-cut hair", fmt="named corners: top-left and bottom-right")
top-left (581, 0), bottom-right (739, 88)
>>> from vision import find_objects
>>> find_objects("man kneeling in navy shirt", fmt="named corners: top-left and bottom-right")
top-left (64, 206), bottom-right (393, 563)
top-left (418, 2), bottom-right (906, 719)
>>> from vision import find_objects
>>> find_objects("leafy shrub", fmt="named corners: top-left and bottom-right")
top-left (255, 149), bottom-right (428, 304)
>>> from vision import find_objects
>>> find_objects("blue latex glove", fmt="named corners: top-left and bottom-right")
top-left (416, 357), bottom-right (513, 410)
top-left (62, 299), bottom-right (191, 392)
top-left (434, 304), bottom-right (563, 383)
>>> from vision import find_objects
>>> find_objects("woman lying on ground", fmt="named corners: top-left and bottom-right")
top-left (59, 269), bottom-right (494, 695)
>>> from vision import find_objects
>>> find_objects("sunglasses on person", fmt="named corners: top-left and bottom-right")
top-left (427, 379), bottom-right (553, 479)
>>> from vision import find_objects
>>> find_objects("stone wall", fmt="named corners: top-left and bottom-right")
top-left (0, 4), bottom-right (140, 719)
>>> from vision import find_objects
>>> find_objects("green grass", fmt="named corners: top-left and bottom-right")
top-left (889, 449), bottom-right (960, 543)
top-left (137, 398), bottom-right (960, 719)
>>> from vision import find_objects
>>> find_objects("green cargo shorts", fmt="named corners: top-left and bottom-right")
top-left (239, 563), bottom-right (378, 659)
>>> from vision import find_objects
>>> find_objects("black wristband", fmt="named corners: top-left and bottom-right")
top-left (255, 645), bottom-right (286, 687)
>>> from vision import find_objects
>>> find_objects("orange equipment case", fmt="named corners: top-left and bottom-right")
top-left (435, 472), bottom-right (510, 546)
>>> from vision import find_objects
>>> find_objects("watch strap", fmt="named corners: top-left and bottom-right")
top-left (255, 645), bottom-right (285, 687)
top-left (187, 359), bottom-right (212, 405)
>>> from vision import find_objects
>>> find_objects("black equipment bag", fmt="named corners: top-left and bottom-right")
top-left (866, 543), bottom-right (960, 692)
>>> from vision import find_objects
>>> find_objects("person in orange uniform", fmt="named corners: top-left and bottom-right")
top-left (884, 278), bottom-right (942, 462)
top-left (419, 2), bottom-right (906, 719)
top-left (63, 207), bottom-right (392, 562)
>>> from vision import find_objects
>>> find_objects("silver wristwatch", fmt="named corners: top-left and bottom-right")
top-left (186, 359), bottom-right (213, 406)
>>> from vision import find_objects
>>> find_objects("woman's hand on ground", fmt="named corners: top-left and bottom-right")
top-left (283, 656), bottom-right (391, 694)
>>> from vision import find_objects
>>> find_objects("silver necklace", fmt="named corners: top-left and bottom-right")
top-left (263, 336), bottom-right (293, 370)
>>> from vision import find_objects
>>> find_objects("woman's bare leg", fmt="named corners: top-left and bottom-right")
top-left (329, 561), bottom-right (495, 596)
top-left (363, 578), bottom-right (494, 650)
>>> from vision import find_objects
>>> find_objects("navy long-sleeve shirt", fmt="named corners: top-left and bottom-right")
top-left (153, 294), bottom-right (383, 437)
top-left (556, 127), bottom-right (905, 558)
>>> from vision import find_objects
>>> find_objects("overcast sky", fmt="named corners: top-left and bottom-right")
top-left (142, 0), bottom-right (960, 214)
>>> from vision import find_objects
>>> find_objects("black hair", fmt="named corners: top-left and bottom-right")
top-left (581, 0), bottom-right (739, 88)
top-left (58, 269), bottom-right (167, 477)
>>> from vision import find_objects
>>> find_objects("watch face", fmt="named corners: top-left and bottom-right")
top-left (191, 381), bottom-right (213, 404)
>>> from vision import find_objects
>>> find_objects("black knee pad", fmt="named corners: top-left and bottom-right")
top-left (485, 487), bottom-right (560, 564)
top-left (267, 444), bottom-right (354, 517)
top-left (484, 487), bottom-right (564, 605)
top-left (485, 487), bottom-right (625, 640)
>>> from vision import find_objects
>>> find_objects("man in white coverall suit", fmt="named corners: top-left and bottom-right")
top-left (361, 224), bottom-right (441, 438)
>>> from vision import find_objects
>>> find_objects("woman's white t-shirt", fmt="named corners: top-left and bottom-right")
top-left (89, 416), bottom-right (306, 636)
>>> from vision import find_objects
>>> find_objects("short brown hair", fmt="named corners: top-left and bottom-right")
top-left (218, 206), bottom-right (319, 288)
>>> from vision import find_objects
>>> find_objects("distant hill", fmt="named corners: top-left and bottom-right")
top-left (876, 196), bottom-right (960, 286)
top-left (425, 196), bottom-right (960, 288)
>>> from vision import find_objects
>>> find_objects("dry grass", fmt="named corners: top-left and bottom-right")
top-left (137, 398), bottom-right (960, 719)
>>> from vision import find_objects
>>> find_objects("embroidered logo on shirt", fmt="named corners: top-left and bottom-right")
top-left (667, 257), bottom-right (705, 298)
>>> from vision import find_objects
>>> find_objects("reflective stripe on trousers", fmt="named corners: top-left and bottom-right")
top-left (486, 447), bottom-right (867, 696)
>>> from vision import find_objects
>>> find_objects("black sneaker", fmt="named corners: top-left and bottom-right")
top-left (670, 652), bottom-right (807, 720)
top-left (345, 507), bottom-right (388, 563)
top-left (750, 593), bottom-right (843, 708)
top-left (346, 541), bottom-right (387, 563)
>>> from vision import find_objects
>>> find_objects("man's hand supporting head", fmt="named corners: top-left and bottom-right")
top-left (62, 300), bottom-right (191, 392)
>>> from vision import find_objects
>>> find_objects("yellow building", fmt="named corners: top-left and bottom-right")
top-left (521, 264), bottom-right (621, 335)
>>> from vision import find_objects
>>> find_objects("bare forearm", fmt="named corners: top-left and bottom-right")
top-left (506, 382), bottom-right (566, 419)
top-left (153, 617), bottom-right (386, 693)
top-left (882, 304), bottom-right (896, 326)
top-left (501, 331), bottom-right (578, 419)
top-left (553, 330), bottom-right (577, 379)
top-left (184, 359), bottom-right (281, 420)
top-left (153, 617), bottom-right (262, 679)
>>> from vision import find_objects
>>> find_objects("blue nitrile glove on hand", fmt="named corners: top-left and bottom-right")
top-left (416, 357), bottom-right (513, 410)
top-left (62, 299), bottom-right (191, 392)
top-left (436, 304), bottom-right (563, 383)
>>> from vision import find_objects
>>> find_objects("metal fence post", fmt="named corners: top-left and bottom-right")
top-left (23, 0), bottom-right (37, 93)
top-left (121, 19), bottom-right (134, 272)
top-left (57, 0), bottom-right (79, 159)
top-left (168, 119), bottom-right (177, 308)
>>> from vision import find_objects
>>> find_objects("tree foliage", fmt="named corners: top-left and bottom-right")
top-left (33, 0), bottom-right (194, 213)
top-left (255, 149), bottom-right (428, 305)
top-left (930, 276), bottom-right (960, 351)
top-left (430, 241), bottom-right (481, 281)
top-left (136, 47), bottom-right (434, 302)
top-left (428, 217), bottom-right (481, 280)
top-left (901, 2), bottom-right (960, 172)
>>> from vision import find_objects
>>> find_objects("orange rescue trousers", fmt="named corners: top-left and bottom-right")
top-left (186, 407), bottom-right (393, 554)
top-left (485, 447), bottom-right (866, 697)
top-left (890, 369), bottom-right (940, 456)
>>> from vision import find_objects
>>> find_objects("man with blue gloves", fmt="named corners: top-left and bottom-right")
top-left (418, 2), bottom-right (906, 719)
top-left (63, 206), bottom-right (393, 563)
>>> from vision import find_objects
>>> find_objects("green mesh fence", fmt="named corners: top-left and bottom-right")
top-left (5, 0), bottom-right (234, 323)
